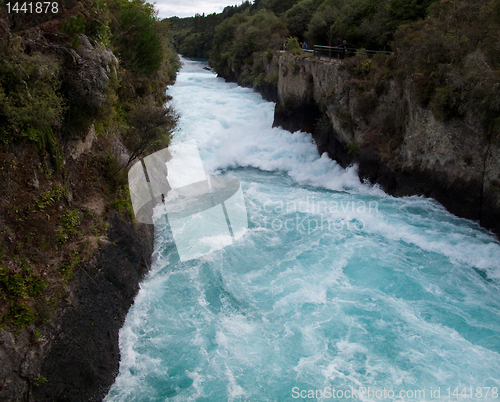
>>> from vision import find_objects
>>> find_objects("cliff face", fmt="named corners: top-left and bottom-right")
top-left (0, 213), bottom-right (154, 402)
top-left (0, 1), bottom-right (178, 397)
top-left (272, 54), bottom-right (500, 235)
top-left (0, 128), bottom-right (155, 401)
top-left (31, 211), bottom-right (153, 402)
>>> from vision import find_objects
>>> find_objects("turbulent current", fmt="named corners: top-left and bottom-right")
top-left (105, 58), bottom-right (500, 401)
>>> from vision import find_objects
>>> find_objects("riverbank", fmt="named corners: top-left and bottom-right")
top-left (0, 2), bottom-right (178, 398)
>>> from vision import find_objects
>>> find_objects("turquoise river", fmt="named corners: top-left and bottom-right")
top-left (105, 58), bottom-right (500, 402)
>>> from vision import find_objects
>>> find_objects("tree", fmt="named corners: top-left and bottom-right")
top-left (260, 0), bottom-right (301, 15)
top-left (285, 0), bottom-right (322, 40)
top-left (114, 1), bottom-right (163, 77)
top-left (122, 101), bottom-right (178, 166)
top-left (306, 0), bottom-right (346, 46)
top-left (331, 0), bottom-right (383, 48)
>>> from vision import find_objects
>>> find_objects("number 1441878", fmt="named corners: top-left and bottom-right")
top-left (446, 387), bottom-right (499, 399)
top-left (6, 2), bottom-right (59, 13)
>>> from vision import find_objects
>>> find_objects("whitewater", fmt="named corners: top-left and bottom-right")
top-left (105, 58), bottom-right (500, 401)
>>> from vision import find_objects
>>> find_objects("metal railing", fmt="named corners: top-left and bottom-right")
top-left (313, 45), bottom-right (392, 60)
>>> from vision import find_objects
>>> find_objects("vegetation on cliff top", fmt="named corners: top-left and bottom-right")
top-left (170, 1), bottom-right (253, 59)
top-left (332, 0), bottom-right (500, 155)
top-left (171, 0), bottom-right (440, 61)
top-left (0, 0), bottom-right (179, 329)
top-left (171, 0), bottom-right (500, 142)
top-left (209, 9), bottom-right (287, 82)
top-left (169, 0), bottom-right (443, 93)
top-left (394, 0), bottom-right (500, 129)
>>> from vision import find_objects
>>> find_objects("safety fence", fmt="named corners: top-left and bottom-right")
top-left (312, 45), bottom-right (392, 60)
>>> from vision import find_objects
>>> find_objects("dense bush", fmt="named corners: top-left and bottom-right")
top-left (122, 101), bottom-right (178, 166)
top-left (306, 0), bottom-right (347, 46)
top-left (169, 2), bottom-right (253, 59)
top-left (0, 53), bottom-right (63, 143)
top-left (209, 9), bottom-right (287, 79)
top-left (173, 0), bottom-right (440, 64)
top-left (257, 0), bottom-right (301, 15)
top-left (394, 0), bottom-right (500, 127)
top-left (114, 1), bottom-right (163, 77)
top-left (286, 36), bottom-right (302, 55)
top-left (285, 0), bottom-right (323, 41)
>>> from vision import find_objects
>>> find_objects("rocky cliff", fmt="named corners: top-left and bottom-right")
top-left (0, 212), bottom-right (153, 402)
top-left (0, 132), bottom-right (155, 401)
top-left (1, 1), bottom-right (178, 398)
top-left (270, 54), bottom-right (500, 236)
top-left (30, 211), bottom-right (153, 402)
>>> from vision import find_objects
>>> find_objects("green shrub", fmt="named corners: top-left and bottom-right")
top-left (267, 70), bottom-right (279, 85)
top-left (347, 141), bottom-right (360, 156)
top-left (306, 0), bottom-right (342, 46)
top-left (22, 126), bottom-right (63, 172)
top-left (261, 0), bottom-right (301, 15)
top-left (27, 276), bottom-right (45, 297)
top-left (58, 252), bottom-right (80, 278)
top-left (354, 49), bottom-right (374, 76)
top-left (209, 9), bottom-right (287, 78)
top-left (122, 101), bottom-right (177, 167)
top-left (34, 183), bottom-right (67, 211)
top-left (0, 268), bottom-right (28, 299)
top-left (56, 209), bottom-right (83, 243)
top-left (110, 186), bottom-right (134, 220)
top-left (0, 266), bottom-right (46, 328)
top-left (62, 14), bottom-right (86, 48)
top-left (285, 0), bottom-right (321, 40)
top-left (0, 54), bottom-right (64, 142)
top-left (9, 302), bottom-right (36, 328)
top-left (286, 36), bottom-right (302, 55)
top-left (34, 375), bottom-right (47, 387)
top-left (253, 72), bottom-right (265, 87)
top-left (114, 3), bottom-right (163, 77)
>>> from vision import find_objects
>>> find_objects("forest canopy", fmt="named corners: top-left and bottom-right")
top-left (170, 0), bottom-right (441, 57)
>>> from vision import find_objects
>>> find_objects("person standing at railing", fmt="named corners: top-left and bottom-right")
top-left (342, 40), bottom-right (348, 60)
top-left (302, 42), bottom-right (308, 50)
top-left (336, 37), bottom-right (342, 59)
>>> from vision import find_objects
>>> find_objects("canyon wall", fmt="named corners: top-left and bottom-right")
top-left (0, 132), bottom-right (155, 401)
top-left (0, 211), bottom-right (154, 402)
top-left (269, 54), bottom-right (500, 235)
